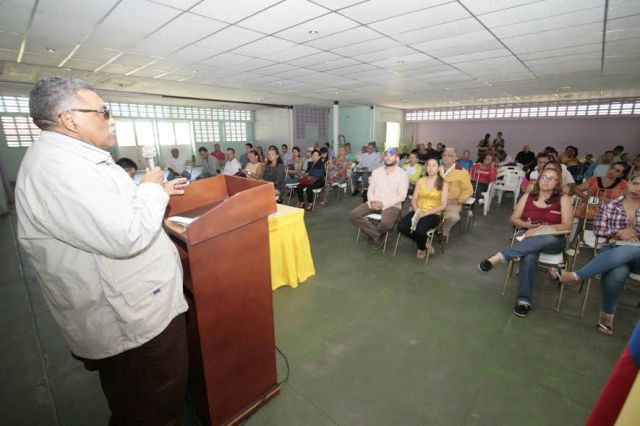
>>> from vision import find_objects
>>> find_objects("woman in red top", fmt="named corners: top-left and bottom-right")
top-left (478, 167), bottom-right (573, 317)
top-left (469, 153), bottom-right (497, 200)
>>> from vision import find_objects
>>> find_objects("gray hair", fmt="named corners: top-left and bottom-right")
top-left (29, 76), bottom-right (95, 130)
top-left (443, 147), bottom-right (457, 157)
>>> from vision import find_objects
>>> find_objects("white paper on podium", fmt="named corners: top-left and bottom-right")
top-left (167, 215), bottom-right (198, 227)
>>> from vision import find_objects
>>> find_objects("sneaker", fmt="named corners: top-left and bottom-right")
top-left (513, 303), bottom-right (531, 318)
top-left (478, 259), bottom-right (493, 272)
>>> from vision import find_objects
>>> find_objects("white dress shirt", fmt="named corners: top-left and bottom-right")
top-left (167, 154), bottom-right (187, 173)
top-left (16, 131), bottom-right (187, 359)
top-left (223, 158), bottom-right (241, 176)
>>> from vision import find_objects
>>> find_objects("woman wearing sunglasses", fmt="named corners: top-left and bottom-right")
top-left (478, 165), bottom-right (573, 317)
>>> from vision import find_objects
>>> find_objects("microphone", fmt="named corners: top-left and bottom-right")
top-left (141, 145), bottom-right (157, 170)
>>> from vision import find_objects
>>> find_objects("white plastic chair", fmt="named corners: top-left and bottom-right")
top-left (492, 168), bottom-right (525, 210)
top-left (482, 182), bottom-right (495, 216)
top-left (285, 182), bottom-right (298, 205)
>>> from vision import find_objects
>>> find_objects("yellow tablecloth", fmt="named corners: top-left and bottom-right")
top-left (269, 204), bottom-right (316, 290)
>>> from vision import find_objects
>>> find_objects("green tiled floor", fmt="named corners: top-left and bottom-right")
top-left (0, 195), bottom-right (637, 425)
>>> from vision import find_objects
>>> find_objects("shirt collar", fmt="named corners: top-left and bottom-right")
top-left (39, 130), bottom-right (113, 164)
top-left (442, 164), bottom-right (456, 176)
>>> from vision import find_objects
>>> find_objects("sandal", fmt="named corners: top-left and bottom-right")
top-left (297, 202), bottom-right (305, 209)
top-left (549, 267), bottom-right (579, 284)
top-left (305, 203), bottom-right (314, 211)
top-left (596, 312), bottom-right (614, 335)
top-left (416, 250), bottom-right (426, 259)
top-left (427, 245), bottom-right (435, 255)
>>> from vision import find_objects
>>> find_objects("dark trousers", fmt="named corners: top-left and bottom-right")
top-left (349, 203), bottom-right (400, 241)
top-left (297, 178), bottom-right (325, 203)
top-left (76, 314), bottom-right (188, 426)
top-left (397, 212), bottom-right (441, 250)
top-left (472, 181), bottom-right (488, 200)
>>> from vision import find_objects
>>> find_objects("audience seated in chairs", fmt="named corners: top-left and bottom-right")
top-left (515, 144), bottom-right (536, 172)
top-left (551, 173), bottom-right (640, 334)
top-left (286, 146), bottom-right (305, 184)
top-left (222, 147), bottom-right (241, 176)
top-left (440, 148), bottom-right (474, 240)
top-left (397, 159), bottom-right (448, 259)
top-left (401, 150), bottom-right (424, 195)
top-left (242, 149), bottom-right (264, 179)
top-left (167, 148), bottom-right (191, 181)
top-left (572, 162), bottom-right (629, 222)
top-left (543, 160), bottom-right (575, 194)
top-left (478, 166), bottom-right (573, 318)
top-left (262, 148), bottom-right (286, 201)
top-left (256, 145), bottom-right (265, 163)
top-left (469, 153), bottom-right (497, 201)
top-left (116, 157), bottom-right (138, 179)
top-left (351, 142), bottom-right (381, 196)
top-left (559, 145), bottom-right (581, 168)
top-left (521, 152), bottom-right (550, 193)
top-left (345, 142), bottom-right (358, 163)
top-left (350, 147), bottom-right (409, 249)
top-left (296, 149), bottom-right (325, 211)
top-left (627, 154), bottom-right (640, 180)
top-left (197, 146), bottom-right (221, 179)
top-left (321, 145), bottom-right (350, 205)
top-left (455, 150), bottom-right (474, 170)
top-left (585, 150), bottom-right (615, 179)
top-left (496, 149), bottom-right (514, 167)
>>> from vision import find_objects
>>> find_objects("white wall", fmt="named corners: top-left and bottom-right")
top-left (408, 117), bottom-right (640, 159)
top-left (253, 107), bottom-right (291, 148)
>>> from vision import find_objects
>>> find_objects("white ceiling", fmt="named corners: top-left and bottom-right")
top-left (0, 0), bottom-right (639, 108)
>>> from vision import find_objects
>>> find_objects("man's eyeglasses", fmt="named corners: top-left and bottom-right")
top-left (60, 107), bottom-right (111, 120)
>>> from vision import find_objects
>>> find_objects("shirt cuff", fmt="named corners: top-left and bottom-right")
top-left (138, 182), bottom-right (170, 205)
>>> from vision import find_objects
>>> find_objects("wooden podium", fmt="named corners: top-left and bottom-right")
top-left (163, 175), bottom-right (280, 425)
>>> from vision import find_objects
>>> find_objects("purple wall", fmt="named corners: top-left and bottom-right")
top-left (407, 117), bottom-right (640, 159)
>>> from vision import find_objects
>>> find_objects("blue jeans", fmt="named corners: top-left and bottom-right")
top-left (576, 245), bottom-right (640, 314)
top-left (499, 235), bottom-right (565, 305)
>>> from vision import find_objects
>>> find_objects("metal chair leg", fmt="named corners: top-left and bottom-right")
top-left (502, 260), bottom-right (514, 295)
top-left (392, 233), bottom-right (401, 257)
top-left (424, 232), bottom-right (435, 268)
top-left (556, 283), bottom-right (564, 312)
top-left (382, 232), bottom-right (389, 254)
top-left (555, 263), bottom-right (566, 312)
top-left (355, 228), bottom-right (361, 245)
top-left (579, 278), bottom-right (592, 319)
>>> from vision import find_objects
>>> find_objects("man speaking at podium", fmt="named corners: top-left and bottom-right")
top-left (16, 76), bottom-right (189, 425)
